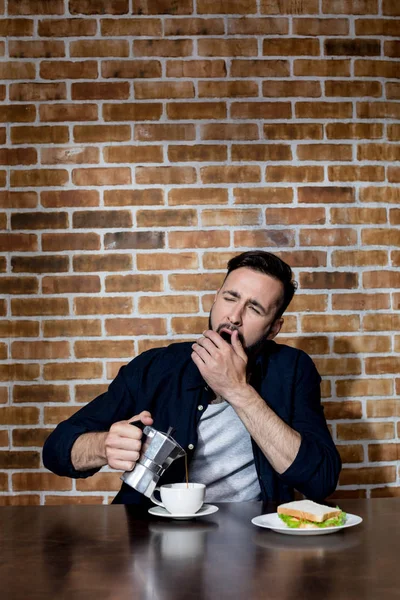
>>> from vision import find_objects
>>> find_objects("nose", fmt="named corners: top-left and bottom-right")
top-left (227, 304), bottom-right (243, 326)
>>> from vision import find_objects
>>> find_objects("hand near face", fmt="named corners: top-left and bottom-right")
top-left (191, 330), bottom-right (248, 400)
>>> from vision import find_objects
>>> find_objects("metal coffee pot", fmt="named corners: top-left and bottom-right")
top-left (121, 422), bottom-right (186, 497)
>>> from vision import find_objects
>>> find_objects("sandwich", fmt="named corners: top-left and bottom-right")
top-left (277, 499), bottom-right (346, 529)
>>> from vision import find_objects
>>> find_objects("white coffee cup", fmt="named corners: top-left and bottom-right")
top-left (150, 483), bottom-right (205, 515)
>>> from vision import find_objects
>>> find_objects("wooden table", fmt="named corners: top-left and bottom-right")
top-left (1, 499), bottom-right (399, 599)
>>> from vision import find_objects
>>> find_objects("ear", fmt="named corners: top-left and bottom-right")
top-left (267, 318), bottom-right (283, 340)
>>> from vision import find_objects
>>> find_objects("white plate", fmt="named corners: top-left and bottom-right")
top-left (251, 512), bottom-right (362, 536)
top-left (148, 504), bottom-right (219, 520)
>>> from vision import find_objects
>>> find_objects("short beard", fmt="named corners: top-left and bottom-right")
top-left (208, 311), bottom-right (272, 360)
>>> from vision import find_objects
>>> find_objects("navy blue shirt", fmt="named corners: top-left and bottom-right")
top-left (43, 341), bottom-right (341, 505)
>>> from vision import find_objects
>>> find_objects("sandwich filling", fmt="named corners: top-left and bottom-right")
top-left (278, 511), bottom-right (346, 529)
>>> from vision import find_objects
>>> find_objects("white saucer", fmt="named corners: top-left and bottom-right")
top-left (251, 512), bottom-right (362, 536)
top-left (148, 504), bottom-right (219, 520)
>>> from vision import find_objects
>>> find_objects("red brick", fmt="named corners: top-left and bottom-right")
top-left (0, 18), bottom-right (33, 36)
top-left (169, 273), bottom-right (223, 291)
top-left (333, 207), bottom-right (387, 224)
top-left (139, 295), bottom-right (199, 314)
top-left (332, 249), bottom-right (387, 267)
top-left (104, 145), bottom-right (162, 164)
top-left (41, 190), bottom-right (99, 207)
top-left (169, 230), bottom-right (229, 249)
top-left (70, 39), bottom-right (128, 57)
top-left (298, 143), bottom-right (352, 161)
top-left (73, 254), bottom-right (132, 273)
top-left (74, 297), bottom-right (132, 315)
top-left (43, 319), bottom-right (101, 338)
top-left (383, 0), bottom-right (400, 15)
top-left (266, 166), bottom-right (323, 182)
top-left (0, 406), bottom-right (38, 425)
top-left (75, 384), bottom-right (108, 404)
top-left (300, 271), bottom-right (357, 289)
top-left (136, 166), bottom-right (196, 185)
top-left (355, 60), bottom-right (399, 78)
top-left (322, 0), bottom-right (378, 14)
top-left (0, 364), bottom-right (39, 382)
top-left (71, 82), bottom-right (129, 101)
top-left (294, 59), bottom-right (350, 77)
top-left (293, 17), bottom-right (349, 35)
top-left (134, 39), bottom-right (193, 57)
top-left (326, 80), bottom-right (381, 97)
top-left (75, 340), bottom-right (134, 359)
top-left (369, 444), bottom-right (400, 462)
top-left (11, 255), bottom-right (69, 273)
top-left (360, 186), bottom-right (400, 204)
top-left (13, 385), bottom-right (69, 403)
top-left (329, 165), bottom-right (385, 182)
top-left (232, 144), bottom-right (291, 162)
top-left (201, 208), bottom-right (260, 226)
top-left (10, 82), bottom-right (66, 101)
top-left (231, 101), bottom-right (291, 119)
top-left (105, 317), bottom-right (166, 337)
top-left (167, 102), bottom-right (226, 120)
top-left (137, 252), bottom-right (198, 271)
top-left (0, 277), bottom-right (38, 295)
top-left (171, 316), bottom-right (209, 335)
top-left (0, 320), bottom-right (39, 338)
top-left (137, 209), bottom-right (197, 227)
top-left (11, 212), bottom-right (68, 230)
top-left (362, 229), bottom-right (400, 246)
top-left (263, 80), bottom-right (321, 98)
top-left (278, 336), bottom-right (329, 354)
top-left (169, 188), bottom-right (227, 205)
top-left (367, 399), bottom-right (400, 418)
top-left (105, 274), bottom-right (163, 292)
top-left (0, 63), bottom-right (35, 80)
top-left (363, 270), bottom-right (400, 288)
top-left (327, 122), bottom-right (383, 140)
top-left (234, 187), bottom-right (293, 204)
top-left (387, 83), bottom-right (400, 100)
top-left (105, 232), bottom-right (164, 250)
top-left (358, 143), bottom-right (400, 162)
top-left (366, 357), bottom-right (400, 375)
top-left (102, 60), bottom-right (161, 78)
top-left (201, 166), bottom-right (260, 183)
top-left (45, 495), bottom-right (104, 505)
top-left (104, 189), bottom-right (163, 206)
top-left (38, 18), bottom-right (97, 37)
top-left (72, 209), bottom-right (131, 229)
top-left (323, 400), bottom-right (363, 420)
top-left (166, 17), bottom-right (224, 35)
top-left (69, 0), bottom-right (129, 14)
top-left (42, 233), bottom-right (100, 252)
top-left (388, 167), bottom-right (400, 183)
top-left (43, 362), bottom-right (103, 381)
top-left (0, 105), bottom-right (35, 123)
top-left (0, 451), bottom-right (40, 469)
top-left (135, 81), bottom-right (194, 99)
top-left (230, 59), bottom-right (289, 77)
top-left (302, 315), bottom-right (360, 333)
top-left (364, 314), bottom-right (400, 331)
top-left (337, 422), bottom-right (394, 442)
top-left (264, 38), bottom-right (319, 56)
top-left (358, 102), bottom-right (400, 120)
top-left (228, 16), bottom-right (288, 34)
top-left (44, 406), bottom-right (80, 424)
top-left (199, 81), bottom-right (258, 98)
top-left (8, 0), bottom-right (64, 14)
top-left (336, 378), bottom-right (393, 397)
top-left (101, 18), bottom-right (161, 36)
top-left (11, 169), bottom-right (68, 187)
top-left (370, 487), bottom-right (400, 498)
top-left (0, 233), bottom-right (38, 252)
top-left (135, 124), bottom-right (195, 141)
top-left (76, 472), bottom-right (121, 492)
top-left (198, 0), bottom-right (256, 13)
top-left (234, 229), bottom-right (295, 248)
top-left (202, 123), bottom-right (259, 140)
top-left (12, 428), bottom-right (53, 447)
top-left (334, 335), bottom-right (391, 354)
top-left (167, 59), bottom-right (227, 78)
top-left (266, 207), bottom-right (325, 225)
top-left (40, 61), bottom-right (98, 80)
top-left (43, 275), bottom-right (100, 294)
top-left (198, 38), bottom-right (257, 57)
top-left (103, 103), bottom-right (162, 122)
top-left (13, 473), bottom-right (72, 492)
top-left (11, 125), bottom-right (68, 144)
top-left (168, 145), bottom-right (227, 162)
top-left (74, 125), bottom-right (130, 144)
top-left (9, 40), bottom-right (65, 58)
top-left (298, 187), bottom-right (354, 204)
top-left (337, 445), bottom-right (364, 464)
top-left (355, 18), bottom-right (400, 35)
top-left (325, 38), bottom-right (380, 56)
top-left (132, 0), bottom-right (192, 15)
top-left (11, 297), bottom-right (68, 316)
top-left (72, 167), bottom-right (131, 186)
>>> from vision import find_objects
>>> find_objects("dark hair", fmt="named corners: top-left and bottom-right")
top-left (226, 251), bottom-right (297, 318)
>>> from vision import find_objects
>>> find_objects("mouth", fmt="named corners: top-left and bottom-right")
top-left (220, 330), bottom-right (233, 344)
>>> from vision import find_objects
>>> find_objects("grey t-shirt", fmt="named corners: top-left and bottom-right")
top-left (188, 401), bottom-right (262, 503)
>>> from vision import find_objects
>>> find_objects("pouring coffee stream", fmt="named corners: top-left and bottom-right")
top-left (121, 422), bottom-right (187, 497)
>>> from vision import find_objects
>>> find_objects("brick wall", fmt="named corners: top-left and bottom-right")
top-left (1, 0), bottom-right (399, 505)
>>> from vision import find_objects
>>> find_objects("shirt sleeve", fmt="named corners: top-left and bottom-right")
top-left (278, 351), bottom-right (342, 501)
top-left (42, 357), bottom-right (141, 479)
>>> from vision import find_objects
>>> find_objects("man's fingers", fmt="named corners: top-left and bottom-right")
top-left (128, 410), bottom-right (153, 426)
top-left (231, 330), bottom-right (248, 361)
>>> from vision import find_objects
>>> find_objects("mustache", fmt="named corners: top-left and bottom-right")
top-left (216, 323), bottom-right (245, 346)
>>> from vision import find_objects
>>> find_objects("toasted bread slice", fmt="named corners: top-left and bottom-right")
top-left (277, 500), bottom-right (341, 524)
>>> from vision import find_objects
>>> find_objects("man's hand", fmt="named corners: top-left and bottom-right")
top-left (191, 330), bottom-right (248, 401)
top-left (104, 411), bottom-right (153, 471)
top-left (71, 410), bottom-right (153, 472)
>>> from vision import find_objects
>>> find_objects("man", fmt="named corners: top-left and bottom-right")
top-left (43, 251), bottom-right (341, 505)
